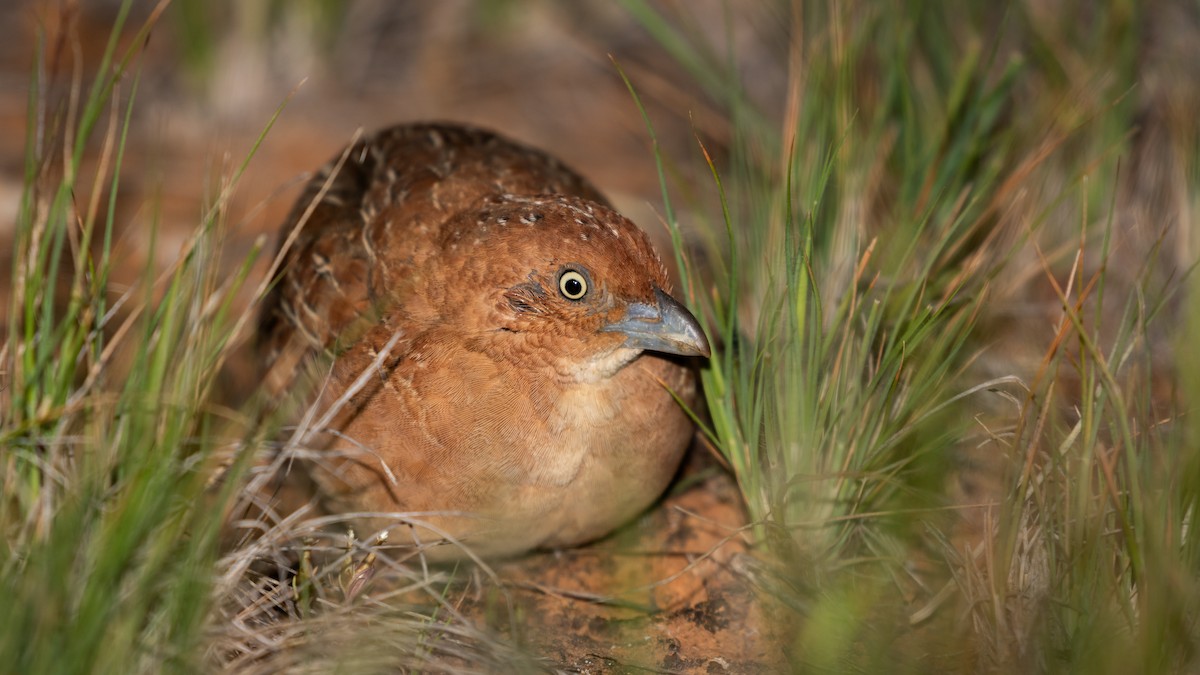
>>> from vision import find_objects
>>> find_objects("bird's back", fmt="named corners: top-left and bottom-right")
top-left (259, 123), bottom-right (608, 390)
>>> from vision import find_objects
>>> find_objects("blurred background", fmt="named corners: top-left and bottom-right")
top-left (1, 0), bottom-right (768, 306)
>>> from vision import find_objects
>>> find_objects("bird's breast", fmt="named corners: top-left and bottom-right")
top-left (318, 327), bottom-right (696, 557)
top-left (521, 374), bottom-right (628, 487)
top-left (525, 354), bottom-right (697, 549)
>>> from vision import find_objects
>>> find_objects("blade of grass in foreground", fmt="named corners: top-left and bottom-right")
top-left (0, 4), bottom-right (275, 671)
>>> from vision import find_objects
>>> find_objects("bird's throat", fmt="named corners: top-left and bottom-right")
top-left (554, 346), bottom-right (643, 384)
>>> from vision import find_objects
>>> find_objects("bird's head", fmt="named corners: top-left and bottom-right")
top-left (431, 194), bottom-right (710, 381)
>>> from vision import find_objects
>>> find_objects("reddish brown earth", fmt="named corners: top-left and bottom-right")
top-left (474, 455), bottom-right (789, 672)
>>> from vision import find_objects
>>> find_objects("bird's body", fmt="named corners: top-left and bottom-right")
top-left (260, 123), bottom-right (707, 559)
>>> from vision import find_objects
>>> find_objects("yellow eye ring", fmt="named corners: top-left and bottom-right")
top-left (558, 270), bottom-right (588, 300)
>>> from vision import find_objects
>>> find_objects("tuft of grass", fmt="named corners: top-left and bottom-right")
top-left (622, 0), bottom-right (1200, 671)
top-left (0, 2), bottom-right (253, 671)
top-left (623, 0), bottom-right (1028, 565)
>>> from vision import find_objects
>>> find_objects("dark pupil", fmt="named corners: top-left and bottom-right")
top-left (564, 278), bottom-right (583, 297)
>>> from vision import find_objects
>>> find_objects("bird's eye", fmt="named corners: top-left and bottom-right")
top-left (558, 270), bottom-right (588, 300)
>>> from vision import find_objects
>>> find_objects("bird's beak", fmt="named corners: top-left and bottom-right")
top-left (601, 287), bottom-right (711, 358)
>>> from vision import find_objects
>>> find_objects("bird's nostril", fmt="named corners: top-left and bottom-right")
top-left (621, 301), bottom-right (663, 324)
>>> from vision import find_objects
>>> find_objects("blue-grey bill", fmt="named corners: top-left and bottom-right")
top-left (601, 287), bottom-right (711, 358)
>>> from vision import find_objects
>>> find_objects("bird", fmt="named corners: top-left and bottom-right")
top-left (257, 122), bottom-right (709, 560)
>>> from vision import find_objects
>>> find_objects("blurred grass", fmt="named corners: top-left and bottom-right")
top-left (2, 0), bottom-right (1199, 672)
